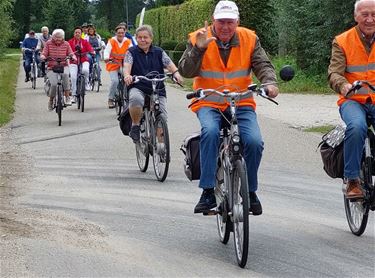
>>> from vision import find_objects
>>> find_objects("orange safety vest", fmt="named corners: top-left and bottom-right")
top-left (106, 37), bottom-right (132, 72)
top-left (189, 26), bottom-right (256, 112)
top-left (336, 27), bottom-right (375, 106)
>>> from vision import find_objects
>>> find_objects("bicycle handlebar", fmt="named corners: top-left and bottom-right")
top-left (346, 80), bottom-right (375, 98)
top-left (186, 84), bottom-right (277, 105)
top-left (133, 73), bottom-right (183, 87)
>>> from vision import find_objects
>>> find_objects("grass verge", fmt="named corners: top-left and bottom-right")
top-left (0, 48), bottom-right (21, 126)
top-left (304, 125), bottom-right (334, 134)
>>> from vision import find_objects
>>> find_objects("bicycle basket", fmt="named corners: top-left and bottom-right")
top-left (318, 124), bottom-right (345, 179)
top-left (52, 64), bottom-right (64, 73)
top-left (180, 132), bottom-right (201, 181)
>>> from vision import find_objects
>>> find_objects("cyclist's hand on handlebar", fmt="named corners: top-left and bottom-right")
top-left (195, 21), bottom-right (217, 50)
top-left (341, 83), bottom-right (354, 97)
top-left (173, 71), bottom-right (184, 86)
top-left (265, 84), bottom-right (279, 98)
top-left (124, 75), bottom-right (133, 86)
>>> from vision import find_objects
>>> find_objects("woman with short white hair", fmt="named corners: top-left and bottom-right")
top-left (40, 29), bottom-right (76, 110)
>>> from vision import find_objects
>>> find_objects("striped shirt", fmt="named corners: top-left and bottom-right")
top-left (42, 39), bottom-right (75, 68)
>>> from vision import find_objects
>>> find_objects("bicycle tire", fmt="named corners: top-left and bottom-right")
top-left (136, 117), bottom-right (150, 172)
top-left (344, 159), bottom-right (370, 236)
top-left (96, 70), bottom-right (101, 92)
top-left (56, 85), bottom-right (63, 126)
top-left (216, 162), bottom-right (231, 244)
top-left (80, 75), bottom-right (85, 112)
top-left (152, 116), bottom-right (170, 182)
top-left (31, 63), bottom-right (36, 89)
top-left (232, 158), bottom-right (249, 268)
top-left (91, 66), bottom-right (97, 91)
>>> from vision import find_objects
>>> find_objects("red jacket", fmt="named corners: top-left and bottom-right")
top-left (68, 38), bottom-right (94, 65)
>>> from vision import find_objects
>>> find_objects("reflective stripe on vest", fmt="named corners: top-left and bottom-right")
top-left (189, 27), bottom-right (256, 112)
top-left (336, 27), bottom-right (375, 106)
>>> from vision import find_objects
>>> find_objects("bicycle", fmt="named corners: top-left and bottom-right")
top-left (46, 56), bottom-right (70, 126)
top-left (133, 73), bottom-right (177, 182)
top-left (89, 47), bottom-right (102, 92)
top-left (74, 49), bottom-right (87, 112)
top-left (185, 66), bottom-right (294, 268)
top-left (24, 47), bottom-right (39, 89)
top-left (342, 80), bottom-right (375, 236)
top-left (109, 59), bottom-right (127, 116)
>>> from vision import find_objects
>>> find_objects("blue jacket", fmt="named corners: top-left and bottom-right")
top-left (22, 37), bottom-right (39, 57)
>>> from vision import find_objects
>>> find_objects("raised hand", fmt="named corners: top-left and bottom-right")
top-left (195, 21), bottom-right (217, 49)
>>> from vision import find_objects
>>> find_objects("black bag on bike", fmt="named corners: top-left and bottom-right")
top-left (118, 104), bottom-right (132, 136)
top-left (319, 124), bottom-right (345, 179)
top-left (180, 132), bottom-right (201, 181)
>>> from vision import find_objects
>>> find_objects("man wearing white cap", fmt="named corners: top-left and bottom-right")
top-left (179, 0), bottom-right (278, 215)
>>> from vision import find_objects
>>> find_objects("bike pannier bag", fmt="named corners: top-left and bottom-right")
top-left (180, 132), bottom-right (201, 181)
top-left (319, 124), bottom-right (345, 179)
top-left (118, 104), bottom-right (132, 136)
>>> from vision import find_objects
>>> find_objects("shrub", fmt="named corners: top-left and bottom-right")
top-left (174, 42), bottom-right (186, 51)
top-left (160, 40), bottom-right (178, 50)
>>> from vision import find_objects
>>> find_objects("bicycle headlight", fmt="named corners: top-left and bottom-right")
top-left (233, 144), bottom-right (240, 152)
top-left (232, 134), bottom-right (240, 144)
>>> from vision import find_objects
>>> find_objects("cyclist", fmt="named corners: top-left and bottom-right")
top-left (118, 21), bottom-right (137, 46)
top-left (85, 24), bottom-right (103, 85)
top-left (104, 23), bottom-right (133, 108)
top-left (40, 29), bottom-right (76, 110)
top-left (68, 26), bottom-right (95, 103)
top-left (81, 22), bottom-right (88, 39)
top-left (21, 30), bottom-right (40, 82)
top-left (178, 0), bottom-right (278, 214)
top-left (37, 26), bottom-right (51, 77)
top-left (124, 24), bottom-right (183, 143)
top-left (328, 0), bottom-right (375, 199)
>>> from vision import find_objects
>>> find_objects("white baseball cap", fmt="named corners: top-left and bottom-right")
top-left (213, 1), bottom-right (239, 20)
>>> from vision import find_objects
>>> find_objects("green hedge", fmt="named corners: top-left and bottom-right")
top-left (137, 0), bottom-right (216, 46)
top-left (167, 50), bottom-right (184, 65)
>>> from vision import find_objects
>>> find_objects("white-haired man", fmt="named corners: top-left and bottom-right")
top-left (38, 26), bottom-right (51, 77)
top-left (179, 0), bottom-right (278, 214)
top-left (328, 0), bottom-right (375, 199)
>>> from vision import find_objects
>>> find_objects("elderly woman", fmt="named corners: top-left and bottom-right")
top-left (86, 25), bottom-right (103, 85)
top-left (40, 29), bottom-right (76, 110)
top-left (124, 24), bottom-right (183, 143)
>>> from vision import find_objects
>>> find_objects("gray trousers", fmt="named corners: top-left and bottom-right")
top-left (129, 87), bottom-right (167, 119)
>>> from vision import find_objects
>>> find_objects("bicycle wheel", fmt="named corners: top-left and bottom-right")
top-left (31, 63), bottom-right (36, 89)
top-left (91, 66), bottom-right (97, 91)
top-left (56, 86), bottom-right (63, 126)
top-left (152, 116), bottom-right (170, 182)
top-left (232, 158), bottom-right (249, 268)
top-left (216, 160), bottom-right (231, 244)
top-left (96, 68), bottom-right (101, 92)
top-left (344, 159), bottom-right (370, 236)
top-left (136, 116), bottom-right (150, 172)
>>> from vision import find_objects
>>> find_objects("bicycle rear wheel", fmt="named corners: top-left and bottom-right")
top-left (56, 86), bottom-right (63, 126)
top-left (216, 161), bottom-right (231, 244)
top-left (232, 158), bottom-right (249, 268)
top-left (136, 117), bottom-right (150, 172)
top-left (152, 116), bottom-right (170, 182)
top-left (77, 76), bottom-right (85, 112)
top-left (344, 159), bottom-right (370, 236)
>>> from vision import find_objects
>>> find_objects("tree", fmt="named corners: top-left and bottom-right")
top-left (0, 0), bottom-right (12, 51)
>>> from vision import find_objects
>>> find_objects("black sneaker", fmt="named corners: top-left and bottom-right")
top-left (25, 76), bottom-right (30, 82)
top-left (249, 192), bottom-right (262, 215)
top-left (194, 188), bottom-right (217, 213)
top-left (129, 125), bottom-right (140, 143)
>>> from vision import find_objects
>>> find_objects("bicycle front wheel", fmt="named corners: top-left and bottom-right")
top-left (232, 158), bottom-right (249, 268)
top-left (216, 161), bottom-right (231, 244)
top-left (56, 86), bottom-right (63, 126)
top-left (344, 159), bottom-right (370, 236)
top-left (91, 66), bottom-right (97, 91)
top-left (136, 118), bottom-right (150, 172)
top-left (31, 63), bottom-right (36, 89)
top-left (152, 116), bottom-right (170, 182)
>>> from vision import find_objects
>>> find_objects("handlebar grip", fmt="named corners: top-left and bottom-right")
top-left (186, 91), bottom-right (200, 100)
top-left (263, 87), bottom-right (269, 96)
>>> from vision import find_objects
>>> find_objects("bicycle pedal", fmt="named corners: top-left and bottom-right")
top-left (202, 209), bottom-right (218, 216)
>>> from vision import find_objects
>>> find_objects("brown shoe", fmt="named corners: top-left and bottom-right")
top-left (108, 99), bottom-right (115, 109)
top-left (345, 179), bottom-right (364, 199)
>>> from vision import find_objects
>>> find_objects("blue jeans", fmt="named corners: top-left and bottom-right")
top-left (196, 106), bottom-right (264, 192)
top-left (24, 54), bottom-right (40, 75)
top-left (339, 100), bottom-right (375, 179)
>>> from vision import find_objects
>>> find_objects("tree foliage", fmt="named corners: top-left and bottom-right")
top-left (0, 0), bottom-right (12, 51)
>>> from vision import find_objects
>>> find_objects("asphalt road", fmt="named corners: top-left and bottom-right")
top-left (0, 62), bottom-right (374, 277)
